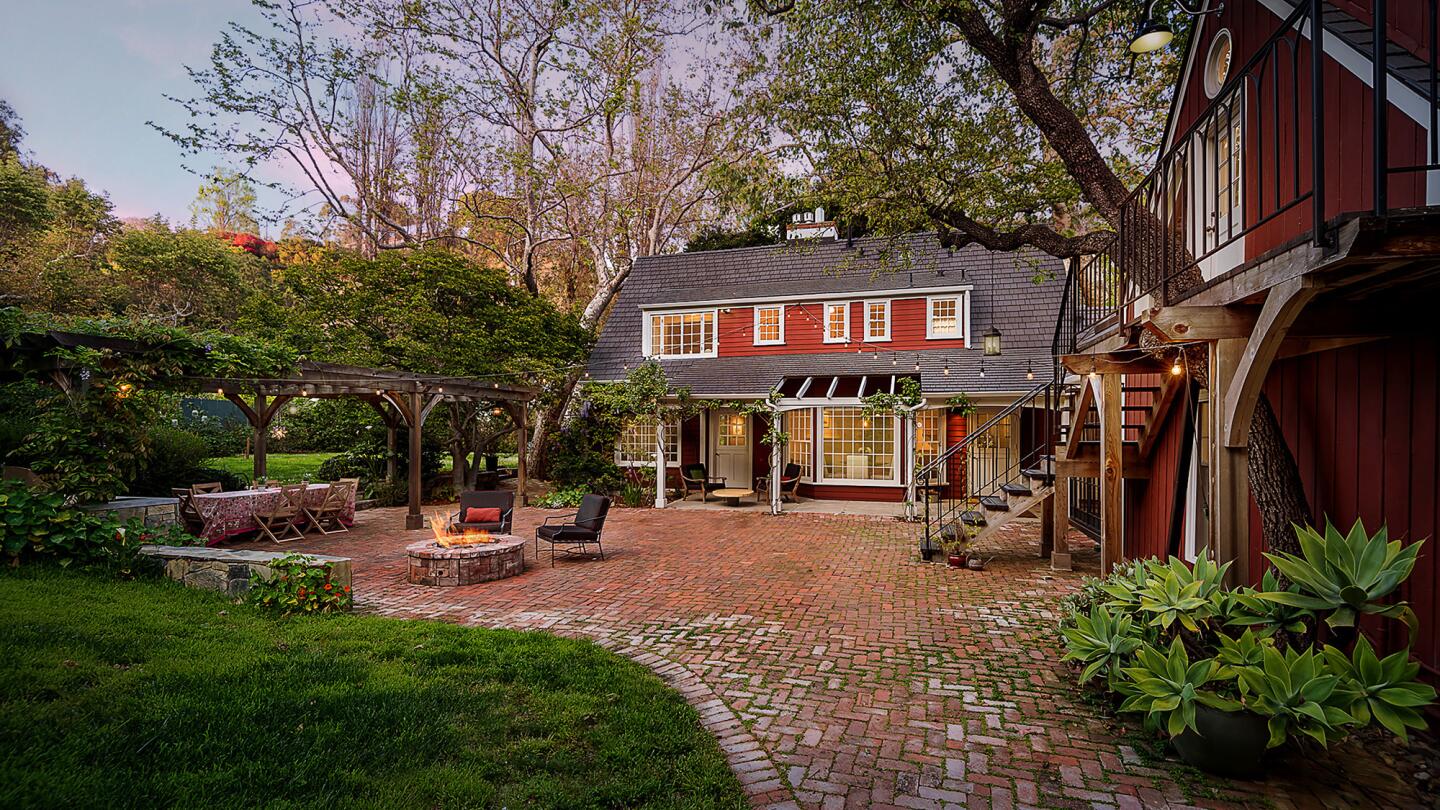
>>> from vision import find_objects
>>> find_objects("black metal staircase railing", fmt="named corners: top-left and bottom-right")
top-left (917, 379), bottom-right (1068, 557)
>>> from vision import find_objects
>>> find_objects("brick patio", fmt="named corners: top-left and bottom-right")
top-left (233, 506), bottom-right (1425, 809)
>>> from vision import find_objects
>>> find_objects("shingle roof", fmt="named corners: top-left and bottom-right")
top-left (586, 232), bottom-right (1065, 398)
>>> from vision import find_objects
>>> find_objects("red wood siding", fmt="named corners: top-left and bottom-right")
top-left (717, 297), bottom-right (966, 358)
top-left (798, 483), bottom-right (905, 502)
top-left (1124, 373), bottom-right (1189, 560)
top-left (1332, 0), bottom-right (1435, 62)
top-left (945, 412), bottom-right (968, 499)
top-left (1168, 1), bottom-right (1429, 264)
top-left (1242, 337), bottom-right (1440, 676)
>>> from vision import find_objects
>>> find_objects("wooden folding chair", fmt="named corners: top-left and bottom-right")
top-left (253, 483), bottom-right (306, 543)
top-left (191, 481), bottom-right (223, 494)
top-left (172, 487), bottom-right (205, 534)
top-left (305, 481), bottom-right (354, 535)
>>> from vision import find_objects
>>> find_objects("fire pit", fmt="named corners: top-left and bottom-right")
top-left (406, 513), bottom-right (526, 586)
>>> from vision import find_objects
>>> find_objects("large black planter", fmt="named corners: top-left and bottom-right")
top-left (1171, 706), bottom-right (1269, 778)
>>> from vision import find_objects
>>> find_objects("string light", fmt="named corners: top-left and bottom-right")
top-left (1171, 349), bottom-right (1185, 377)
top-left (979, 359), bottom-right (986, 378)
top-left (1026, 361), bottom-right (1034, 381)
top-left (913, 355), bottom-right (921, 372)
top-left (943, 361), bottom-right (950, 376)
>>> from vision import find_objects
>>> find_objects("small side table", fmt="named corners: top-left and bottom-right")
top-left (711, 487), bottom-right (755, 507)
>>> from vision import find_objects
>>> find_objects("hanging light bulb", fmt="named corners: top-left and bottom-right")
top-left (943, 361), bottom-right (950, 376)
top-left (1171, 349), bottom-right (1185, 377)
top-left (891, 355), bottom-right (897, 367)
top-left (1026, 361), bottom-right (1035, 381)
top-left (914, 355), bottom-right (921, 372)
top-left (979, 360), bottom-right (986, 378)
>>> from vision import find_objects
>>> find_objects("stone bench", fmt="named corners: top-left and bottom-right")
top-left (139, 545), bottom-right (352, 598)
top-left (81, 496), bottom-right (180, 528)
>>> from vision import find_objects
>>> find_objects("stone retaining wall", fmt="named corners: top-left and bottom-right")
top-left (139, 545), bottom-right (352, 598)
top-left (81, 496), bottom-right (179, 527)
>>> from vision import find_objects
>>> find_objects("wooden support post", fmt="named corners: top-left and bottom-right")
top-left (1099, 372), bottom-right (1124, 574)
top-left (252, 392), bottom-right (267, 482)
top-left (1211, 338), bottom-right (1251, 585)
top-left (516, 404), bottom-right (529, 507)
top-left (1040, 492), bottom-right (1054, 558)
top-left (385, 425), bottom-right (398, 483)
top-left (1052, 474), bottom-right (1072, 570)
top-left (406, 391), bottom-right (424, 530)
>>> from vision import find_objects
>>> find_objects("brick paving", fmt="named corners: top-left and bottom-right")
top-left (233, 506), bottom-right (1427, 809)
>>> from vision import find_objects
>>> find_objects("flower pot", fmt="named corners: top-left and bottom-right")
top-left (1171, 705), bottom-right (1269, 778)
top-left (947, 553), bottom-right (967, 568)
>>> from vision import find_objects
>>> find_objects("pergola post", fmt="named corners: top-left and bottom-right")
top-left (225, 390), bottom-right (290, 485)
top-left (386, 424), bottom-right (398, 483)
top-left (407, 391), bottom-right (425, 530)
top-left (252, 392), bottom-right (268, 482)
top-left (516, 403), bottom-right (529, 507)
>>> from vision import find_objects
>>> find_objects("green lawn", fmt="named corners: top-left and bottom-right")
top-left (209, 452), bottom-right (335, 482)
top-left (0, 568), bottom-right (745, 808)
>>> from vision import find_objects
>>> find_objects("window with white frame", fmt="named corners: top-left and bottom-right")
top-left (926, 295), bottom-right (962, 339)
top-left (823, 302), bottom-right (849, 343)
top-left (616, 421), bottom-right (679, 466)
top-left (784, 408), bottom-right (813, 479)
top-left (646, 310), bottom-right (716, 358)
top-left (820, 407), bottom-right (896, 482)
top-left (753, 305), bottom-right (785, 345)
top-left (914, 408), bottom-right (947, 483)
top-left (864, 300), bottom-right (890, 341)
top-left (717, 412), bottom-right (747, 447)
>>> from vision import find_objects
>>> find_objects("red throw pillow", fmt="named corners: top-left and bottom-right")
top-left (464, 507), bottom-right (502, 524)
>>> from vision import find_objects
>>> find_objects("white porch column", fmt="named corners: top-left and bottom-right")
top-left (768, 404), bottom-right (783, 515)
top-left (653, 413), bottom-right (667, 509)
top-left (903, 405), bottom-right (922, 521)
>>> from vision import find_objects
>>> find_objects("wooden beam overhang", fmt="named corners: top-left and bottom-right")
top-left (1056, 449), bottom-right (1149, 479)
top-left (1060, 352), bottom-right (1171, 376)
top-left (1139, 305), bottom-right (1260, 342)
top-left (1222, 277), bottom-right (1321, 447)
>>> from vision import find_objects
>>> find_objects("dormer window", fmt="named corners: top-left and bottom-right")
top-left (926, 294), bottom-right (965, 340)
top-left (864, 300), bottom-right (891, 341)
top-left (823, 302), bottom-right (849, 343)
top-left (645, 309), bottom-right (717, 358)
top-left (754, 305), bottom-right (785, 345)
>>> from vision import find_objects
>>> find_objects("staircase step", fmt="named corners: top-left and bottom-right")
top-left (980, 496), bottom-right (1009, 512)
top-left (1000, 483), bottom-right (1032, 498)
top-left (960, 511), bottom-right (987, 527)
top-left (1022, 467), bottom-right (1056, 484)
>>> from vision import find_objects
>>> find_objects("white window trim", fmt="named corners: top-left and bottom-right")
top-left (816, 410), bottom-right (902, 486)
top-left (641, 307), bottom-right (719, 359)
top-left (821, 301), bottom-right (850, 344)
top-left (753, 304), bottom-right (786, 346)
top-left (615, 422), bottom-right (681, 468)
top-left (925, 293), bottom-right (965, 341)
top-left (863, 299), bottom-right (891, 342)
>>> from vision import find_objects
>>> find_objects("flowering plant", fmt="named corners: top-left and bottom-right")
top-left (248, 553), bottom-right (352, 613)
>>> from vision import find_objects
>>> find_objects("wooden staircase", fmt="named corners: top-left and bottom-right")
top-left (939, 462), bottom-right (1059, 550)
top-left (1056, 372), bottom-right (1185, 476)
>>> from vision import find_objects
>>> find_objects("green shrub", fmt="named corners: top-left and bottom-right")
top-left (0, 479), bottom-right (199, 573)
top-left (1058, 520), bottom-right (1435, 753)
top-left (127, 426), bottom-right (209, 495)
top-left (248, 553), bottom-right (352, 613)
top-left (534, 486), bottom-right (587, 509)
top-left (542, 414), bottom-right (623, 493)
top-left (277, 399), bottom-right (382, 453)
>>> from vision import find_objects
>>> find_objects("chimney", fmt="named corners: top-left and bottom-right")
top-left (785, 206), bottom-right (838, 240)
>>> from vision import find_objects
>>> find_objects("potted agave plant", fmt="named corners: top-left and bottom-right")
top-left (1058, 519), bottom-right (1436, 779)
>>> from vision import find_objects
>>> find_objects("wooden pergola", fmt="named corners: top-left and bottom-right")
top-left (191, 362), bottom-right (538, 529)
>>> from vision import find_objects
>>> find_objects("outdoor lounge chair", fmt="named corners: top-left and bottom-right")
top-left (450, 489), bottom-right (514, 534)
top-left (304, 480), bottom-right (355, 535)
top-left (253, 483), bottom-right (306, 543)
top-left (535, 494), bottom-right (610, 566)
top-left (680, 463), bottom-right (726, 502)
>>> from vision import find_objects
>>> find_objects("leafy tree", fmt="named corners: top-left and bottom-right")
top-left (0, 156), bottom-right (52, 251)
top-left (105, 225), bottom-right (271, 327)
top-left (190, 168), bottom-right (260, 233)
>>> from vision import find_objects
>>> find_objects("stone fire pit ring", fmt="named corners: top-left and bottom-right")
top-left (406, 534), bottom-right (527, 586)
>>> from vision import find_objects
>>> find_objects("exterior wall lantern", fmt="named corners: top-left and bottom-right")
top-left (983, 326), bottom-right (1002, 356)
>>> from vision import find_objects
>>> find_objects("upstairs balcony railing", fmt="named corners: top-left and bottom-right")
top-left (1056, 0), bottom-right (1440, 353)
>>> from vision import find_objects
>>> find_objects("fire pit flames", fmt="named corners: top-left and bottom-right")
top-left (428, 511), bottom-right (497, 547)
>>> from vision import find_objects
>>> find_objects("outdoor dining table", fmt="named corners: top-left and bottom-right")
top-left (192, 483), bottom-right (355, 546)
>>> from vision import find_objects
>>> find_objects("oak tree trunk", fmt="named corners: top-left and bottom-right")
top-left (1247, 394), bottom-right (1310, 556)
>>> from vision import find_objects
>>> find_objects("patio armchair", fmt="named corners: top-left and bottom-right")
top-left (535, 494), bottom-right (611, 566)
top-left (779, 463), bottom-right (803, 503)
top-left (305, 480), bottom-right (355, 535)
top-left (450, 489), bottom-right (514, 534)
top-left (253, 483), bottom-right (307, 544)
top-left (680, 463), bottom-right (726, 502)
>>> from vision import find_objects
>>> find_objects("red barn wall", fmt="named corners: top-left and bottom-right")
top-left (1123, 373), bottom-right (1189, 561)
top-left (1244, 336), bottom-right (1440, 676)
top-left (717, 297), bottom-right (967, 357)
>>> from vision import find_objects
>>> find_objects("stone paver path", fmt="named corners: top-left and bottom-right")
top-left (235, 506), bottom-right (1425, 809)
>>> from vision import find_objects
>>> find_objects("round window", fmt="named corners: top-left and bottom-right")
top-left (1204, 30), bottom-right (1233, 99)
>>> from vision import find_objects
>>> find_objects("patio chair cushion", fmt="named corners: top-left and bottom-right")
top-left (463, 507), bottom-right (502, 524)
top-left (574, 494), bottom-right (611, 531)
top-left (781, 463), bottom-right (802, 483)
top-left (537, 524), bottom-right (599, 542)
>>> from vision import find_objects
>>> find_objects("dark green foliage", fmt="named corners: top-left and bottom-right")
top-left (0, 567), bottom-right (746, 808)
top-left (542, 411), bottom-right (624, 493)
top-left (0, 480), bottom-right (199, 572)
top-left (247, 553), bottom-right (352, 613)
top-left (277, 398), bottom-right (383, 453)
top-left (684, 223), bottom-right (781, 252)
top-left (126, 426), bottom-right (208, 496)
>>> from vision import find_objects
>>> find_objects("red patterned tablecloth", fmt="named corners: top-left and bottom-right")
top-left (193, 484), bottom-right (355, 545)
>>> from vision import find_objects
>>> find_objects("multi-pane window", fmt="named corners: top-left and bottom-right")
top-left (914, 408), bottom-right (947, 483)
top-left (1209, 94), bottom-right (1243, 242)
top-left (754, 305), bottom-right (784, 345)
top-left (616, 421), bottom-right (679, 466)
top-left (647, 310), bottom-right (716, 358)
top-left (784, 408), bottom-right (813, 479)
top-left (927, 296), bottom-right (961, 339)
top-left (823, 302), bottom-right (849, 343)
top-left (717, 413), bottom-right (747, 447)
top-left (864, 300), bottom-right (890, 341)
top-left (821, 407), bottom-right (896, 482)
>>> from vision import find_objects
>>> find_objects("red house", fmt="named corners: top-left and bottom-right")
top-left (585, 225), bottom-right (1065, 522)
top-left (1053, 0), bottom-right (1440, 678)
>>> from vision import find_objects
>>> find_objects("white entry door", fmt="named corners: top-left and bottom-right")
top-left (710, 410), bottom-right (751, 488)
